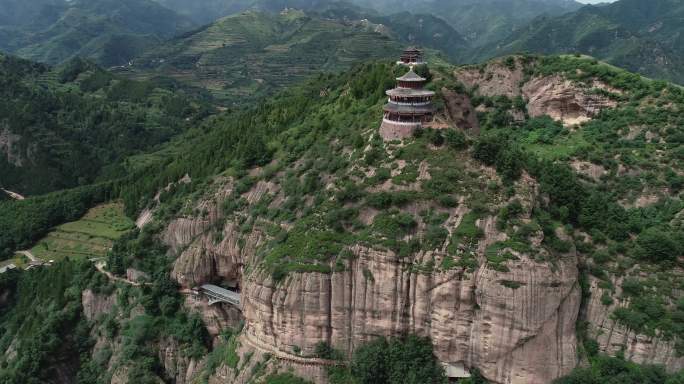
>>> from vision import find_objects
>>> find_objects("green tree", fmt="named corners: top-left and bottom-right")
top-left (635, 228), bottom-right (680, 262)
top-left (350, 335), bottom-right (445, 384)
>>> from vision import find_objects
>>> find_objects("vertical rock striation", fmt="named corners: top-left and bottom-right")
top-left (240, 246), bottom-right (580, 384)
top-left (584, 276), bottom-right (684, 372)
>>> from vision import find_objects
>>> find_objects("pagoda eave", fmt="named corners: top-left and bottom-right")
top-left (383, 104), bottom-right (435, 114)
top-left (386, 89), bottom-right (435, 97)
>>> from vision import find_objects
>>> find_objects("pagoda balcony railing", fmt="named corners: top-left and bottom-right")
top-left (382, 118), bottom-right (424, 125)
top-left (387, 99), bottom-right (432, 106)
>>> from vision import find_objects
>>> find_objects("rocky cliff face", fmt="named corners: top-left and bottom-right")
top-left (0, 126), bottom-right (24, 167)
top-left (164, 173), bottom-right (583, 384)
top-left (455, 57), bottom-right (618, 126)
top-left (82, 289), bottom-right (116, 322)
top-left (241, 246), bottom-right (579, 384)
top-left (584, 276), bottom-right (684, 372)
top-left (158, 337), bottom-right (205, 384)
top-left (522, 76), bottom-right (617, 126)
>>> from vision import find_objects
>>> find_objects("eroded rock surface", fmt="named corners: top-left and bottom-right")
top-left (82, 289), bottom-right (116, 322)
top-left (166, 179), bottom-right (581, 384)
top-left (456, 58), bottom-right (618, 126)
top-left (584, 276), bottom-right (684, 372)
top-left (241, 245), bottom-right (579, 384)
top-left (0, 127), bottom-right (24, 167)
top-left (522, 75), bottom-right (617, 126)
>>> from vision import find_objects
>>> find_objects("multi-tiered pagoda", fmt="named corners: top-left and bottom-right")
top-left (380, 49), bottom-right (435, 140)
top-left (397, 46), bottom-right (426, 66)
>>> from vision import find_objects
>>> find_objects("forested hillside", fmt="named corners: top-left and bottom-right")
top-left (0, 54), bottom-right (209, 196)
top-left (475, 0), bottom-right (684, 84)
top-left (0, 52), bottom-right (683, 383)
top-left (0, 0), bottom-right (196, 66)
top-left (1, 56), bottom-right (684, 383)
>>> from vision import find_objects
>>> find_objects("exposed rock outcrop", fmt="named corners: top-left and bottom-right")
top-left (584, 276), bottom-right (684, 372)
top-left (240, 245), bottom-right (579, 384)
top-left (0, 127), bottom-right (24, 167)
top-left (184, 294), bottom-right (242, 339)
top-left (442, 89), bottom-right (480, 134)
top-left (164, 171), bottom-right (582, 384)
top-left (456, 60), bottom-right (525, 98)
top-left (158, 337), bottom-right (204, 384)
top-left (522, 75), bottom-right (617, 126)
top-left (455, 58), bottom-right (618, 126)
top-left (82, 289), bottom-right (116, 322)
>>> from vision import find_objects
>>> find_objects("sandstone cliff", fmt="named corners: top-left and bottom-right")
top-left (163, 169), bottom-right (582, 384)
top-left (584, 276), bottom-right (684, 372)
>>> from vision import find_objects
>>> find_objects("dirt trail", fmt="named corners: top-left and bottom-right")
top-left (17, 250), bottom-right (39, 263)
top-left (94, 260), bottom-right (150, 287)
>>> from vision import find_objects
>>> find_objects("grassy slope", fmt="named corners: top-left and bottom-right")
top-left (0, 54), bottom-right (682, 382)
top-left (116, 54), bottom-right (683, 358)
top-left (28, 202), bottom-right (135, 262)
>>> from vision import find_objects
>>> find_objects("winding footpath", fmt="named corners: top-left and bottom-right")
top-left (94, 260), bottom-right (150, 287)
top-left (17, 250), bottom-right (39, 263)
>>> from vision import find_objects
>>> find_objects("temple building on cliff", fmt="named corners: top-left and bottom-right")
top-left (380, 48), bottom-right (435, 140)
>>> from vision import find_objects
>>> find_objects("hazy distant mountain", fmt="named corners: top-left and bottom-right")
top-left (152, 0), bottom-right (581, 47)
top-left (368, 12), bottom-right (469, 60)
top-left (151, 0), bottom-right (255, 24)
top-left (154, 0), bottom-right (468, 58)
top-left (0, 0), bottom-right (196, 66)
top-left (151, 0), bottom-right (361, 24)
top-left (349, 0), bottom-right (583, 46)
top-left (474, 0), bottom-right (684, 83)
top-left (0, 0), bottom-right (65, 28)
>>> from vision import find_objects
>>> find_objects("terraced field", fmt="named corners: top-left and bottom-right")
top-left (28, 202), bottom-right (135, 262)
top-left (122, 10), bottom-right (401, 104)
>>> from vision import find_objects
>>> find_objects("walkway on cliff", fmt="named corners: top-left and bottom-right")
top-left (200, 284), bottom-right (241, 306)
top-left (242, 329), bottom-right (342, 368)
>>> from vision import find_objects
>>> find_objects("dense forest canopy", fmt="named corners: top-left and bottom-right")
top-left (0, 54), bottom-right (210, 195)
